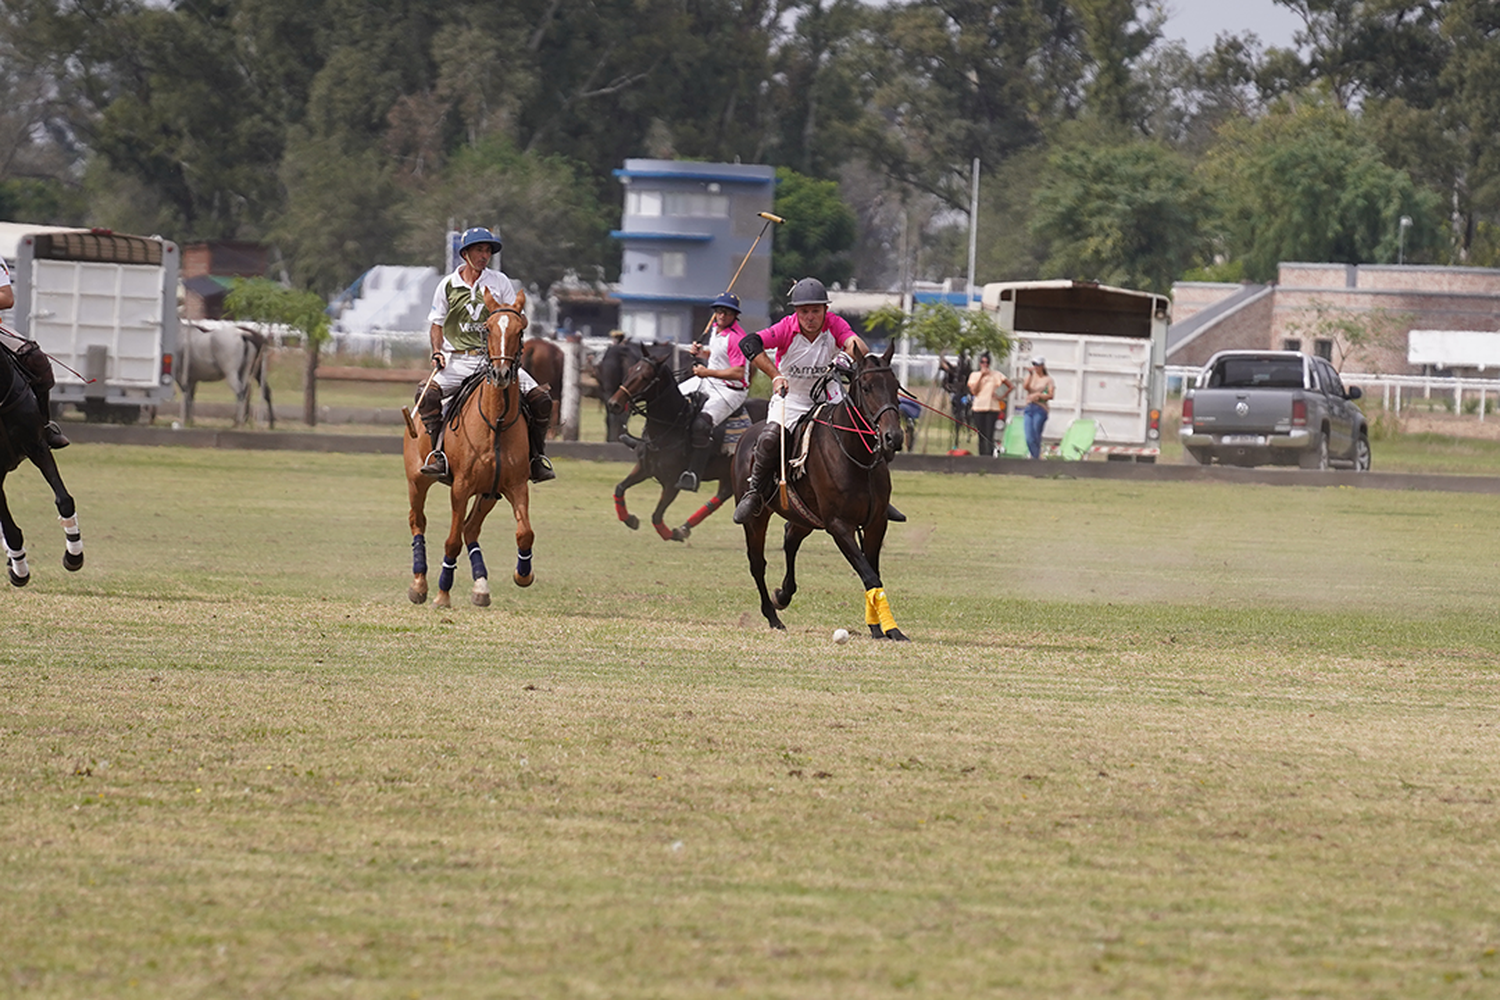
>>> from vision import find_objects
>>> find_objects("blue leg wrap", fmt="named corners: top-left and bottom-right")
top-left (438, 558), bottom-right (457, 594)
top-left (412, 534), bottom-right (427, 575)
top-left (467, 541), bottom-right (487, 580)
top-left (516, 548), bottom-right (533, 578)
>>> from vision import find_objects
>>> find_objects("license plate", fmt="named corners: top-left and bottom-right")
top-left (1222, 434), bottom-right (1265, 445)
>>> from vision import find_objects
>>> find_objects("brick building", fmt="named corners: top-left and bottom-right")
top-left (180, 241), bottom-right (269, 319)
top-left (1169, 263), bottom-right (1500, 373)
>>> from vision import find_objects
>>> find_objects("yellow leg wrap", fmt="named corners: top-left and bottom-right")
top-left (873, 588), bottom-right (899, 633)
top-left (865, 587), bottom-right (881, 626)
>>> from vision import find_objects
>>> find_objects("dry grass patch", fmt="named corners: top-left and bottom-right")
top-left (1, 448), bottom-right (1499, 996)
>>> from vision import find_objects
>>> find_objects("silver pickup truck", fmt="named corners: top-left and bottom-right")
top-left (1181, 350), bottom-right (1371, 470)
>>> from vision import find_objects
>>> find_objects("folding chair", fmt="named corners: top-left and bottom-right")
top-left (1000, 417), bottom-right (1029, 458)
top-left (1057, 418), bottom-right (1097, 461)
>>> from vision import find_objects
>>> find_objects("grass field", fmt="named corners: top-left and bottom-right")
top-left (3, 446), bottom-right (1499, 997)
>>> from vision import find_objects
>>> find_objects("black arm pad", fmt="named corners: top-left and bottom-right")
top-left (739, 333), bottom-right (765, 363)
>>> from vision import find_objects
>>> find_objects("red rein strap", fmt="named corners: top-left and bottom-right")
top-left (815, 398), bottom-right (880, 454)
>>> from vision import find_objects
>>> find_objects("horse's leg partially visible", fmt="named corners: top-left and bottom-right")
top-left (407, 473), bottom-right (434, 604)
top-left (506, 481), bottom-right (536, 588)
top-left (0, 477), bottom-right (30, 587)
top-left (670, 475), bottom-right (733, 542)
top-left (648, 483), bottom-right (684, 542)
top-left (743, 513), bottom-right (784, 630)
top-left (29, 447), bottom-right (82, 573)
top-left (612, 462), bottom-right (652, 531)
top-left (773, 520), bottom-right (814, 611)
top-left (461, 494), bottom-right (499, 606)
top-left (435, 488), bottom-right (473, 608)
top-left (826, 515), bottom-right (907, 641)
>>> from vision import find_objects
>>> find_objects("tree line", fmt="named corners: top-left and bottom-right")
top-left (1, 0), bottom-right (1494, 300)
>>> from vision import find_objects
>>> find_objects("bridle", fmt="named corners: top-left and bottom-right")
top-left (484, 304), bottom-right (527, 388)
top-left (818, 359), bottom-right (901, 468)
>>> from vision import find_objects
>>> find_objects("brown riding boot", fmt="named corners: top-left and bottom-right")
top-left (416, 391), bottom-right (447, 477)
top-left (525, 386), bottom-right (555, 483)
top-left (732, 425), bottom-right (782, 523)
top-left (35, 391), bottom-right (68, 449)
top-left (18, 345), bottom-right (67, 449)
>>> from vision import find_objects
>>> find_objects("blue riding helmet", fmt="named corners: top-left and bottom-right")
top-left (458, 227), bottom-right (502, 255)
top-left (710, 291), bottom-right (741, 312)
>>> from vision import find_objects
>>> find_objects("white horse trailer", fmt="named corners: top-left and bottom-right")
top-left (0, 222), bottom-right (180, 424)
top-left (981, 279), bottom-right (1170, 461)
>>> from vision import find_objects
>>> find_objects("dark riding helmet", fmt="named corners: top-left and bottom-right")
top-left (709, 291), bottom-right (741, 312)
top-left (788, 277), bottom-right (829, 307)
top-left (458, 226), bottom-right (502, 255)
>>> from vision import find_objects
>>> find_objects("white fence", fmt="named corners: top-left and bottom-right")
top-left (1167, 365), bottom-right (1500, 421)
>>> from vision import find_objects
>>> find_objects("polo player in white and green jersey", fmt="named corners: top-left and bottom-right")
top-left (415, 226), bottom-right (555, 483)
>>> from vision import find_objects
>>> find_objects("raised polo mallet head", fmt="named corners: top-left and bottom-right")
top-left (758, 212), bottom-right (786, 224)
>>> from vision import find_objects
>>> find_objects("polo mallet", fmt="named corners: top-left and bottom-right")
top-left (777, 383), bottom-right (789, 509)
top-left (695, 211), bottom-right (784, 345)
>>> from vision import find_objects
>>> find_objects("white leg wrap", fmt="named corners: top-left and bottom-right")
top-left (8, 547), bottom-right (29, 578)
top-left (60, 514), bottom-right (83, 555)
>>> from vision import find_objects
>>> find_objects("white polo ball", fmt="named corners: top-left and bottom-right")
top-left (832, 628), bottom-right (850, 644)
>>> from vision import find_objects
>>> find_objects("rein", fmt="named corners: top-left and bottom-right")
top-left (811, 362), bottom-right (900, 470)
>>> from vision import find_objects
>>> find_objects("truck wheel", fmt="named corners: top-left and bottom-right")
top-left (1299, 433), bottom-right (1329, 470)
top-left (1353, 433), bottom-right (1371, 472)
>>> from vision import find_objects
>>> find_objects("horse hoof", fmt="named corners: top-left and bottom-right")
top-left (64, 551), bottom-right (83, 572)
top-left (624, 515), bottom-right (639, 531)
top-left (773, 589), bottom-right (792, 610)
top-left (672, 527), bottom-right (691, 542)
top-left (867, 624), bottom-right (885, 639)
top-left (8, 569), bottom-right (28, 588)
top-left (434, 592), bottom-right (451, 608)
top-left (769, 619), bottom-right (786, 631)
top-left (514, 572), bottom-right (534, 588)
top-left (471, 590), bottom-right (491, 607)
top-left (884, 628), bottom-right (910, 642)
top-left (408, 587), bottom-right (428, 604)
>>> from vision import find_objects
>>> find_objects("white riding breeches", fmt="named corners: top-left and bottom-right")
top-left (678, 376), bottom-right (749, 426)
top-left (432, 351), bottom-right (537, 397)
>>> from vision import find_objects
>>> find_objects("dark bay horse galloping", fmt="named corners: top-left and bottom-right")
top-left (734, 342), bottom-right (908, 639)
top-left (606, 346), bottom-right (761, 542)
top-left (404, 287), bottom-right (536, 607)
top-left (0, 344), bottom-right (83, 586)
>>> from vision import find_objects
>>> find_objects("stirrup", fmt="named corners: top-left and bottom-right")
top-left (530, 455), bottom-right (556, 483)
top-left (43, 422), bottom-right (69, 450)
top-left (419, 450), bottom-right (448, 477)
top-left (618, 431), bottom-right (643, 450)
top-left (676, 470), bottom-right (700, 492)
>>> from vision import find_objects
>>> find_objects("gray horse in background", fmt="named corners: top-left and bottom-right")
top-left (177, 322), bottom-right (274, 427)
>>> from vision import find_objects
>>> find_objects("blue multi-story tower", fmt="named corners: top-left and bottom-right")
top-left (612, 159), bottom-right (776, 342)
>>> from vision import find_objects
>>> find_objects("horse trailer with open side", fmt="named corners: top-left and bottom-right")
top-left (981, 279), bottom-right (1169, 462)
top-left (0, 222), bottom-right (180, 424)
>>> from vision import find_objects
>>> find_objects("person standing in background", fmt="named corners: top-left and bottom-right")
top-left (1022, 357), bottom-right (1055, 459)
top-left (965, 353), bottom-right (1012, 457)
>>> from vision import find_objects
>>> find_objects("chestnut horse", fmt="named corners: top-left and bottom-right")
top-left (605, 345), bottom-right (764, 542)
top-left (404, 287), bottom-right (535, 607)
top-left (733, 342), bottom-right (908, 639)
top-left (0, 343), bottom-right (83, 586)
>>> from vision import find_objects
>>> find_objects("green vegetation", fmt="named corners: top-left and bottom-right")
top-left (1, 447), bottom-right (1498, 996)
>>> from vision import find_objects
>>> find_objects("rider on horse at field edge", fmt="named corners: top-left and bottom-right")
top-left (731, 276), bottom-right (904, 525)
top-left (416, 226), bottom-right (554, 483)
top-left (675, 291), bottom-right (750, 493)
top-left (0, 253), bottom-right (69, 450)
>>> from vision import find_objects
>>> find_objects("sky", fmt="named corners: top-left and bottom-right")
top-left (1159, 0), bottom-right (1305, 53)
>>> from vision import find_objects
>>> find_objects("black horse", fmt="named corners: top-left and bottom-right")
top-left (0, 345), bottom-right (82, 586)
top-left (606, 345), bottom-right (766, 542)
top-left (733, 342), bottom-right (907, 639)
